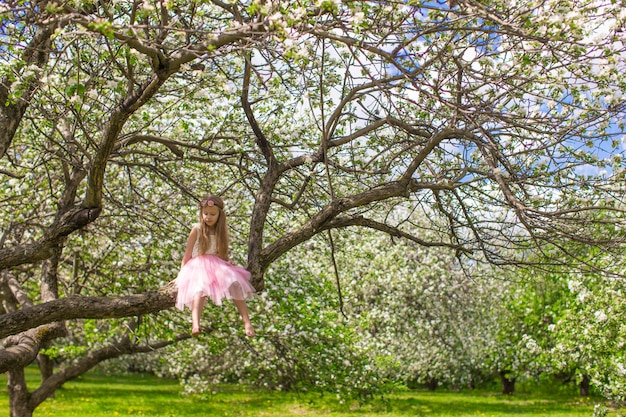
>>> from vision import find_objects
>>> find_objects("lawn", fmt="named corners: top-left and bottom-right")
top-left (0, 368), bottom-right (621, 416)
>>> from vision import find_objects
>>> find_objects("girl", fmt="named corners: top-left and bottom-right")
top-left (174, 194), bottom-right (256, 337)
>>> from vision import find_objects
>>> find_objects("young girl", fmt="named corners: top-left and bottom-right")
top-left (174, 194), bottom-right (256, 337)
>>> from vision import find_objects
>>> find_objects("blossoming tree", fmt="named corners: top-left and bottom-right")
top-left (1, 0), bottom-right (625, 415)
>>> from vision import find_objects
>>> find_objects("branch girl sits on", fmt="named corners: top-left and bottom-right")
top-left (174, 194), bottom-right (256, 337)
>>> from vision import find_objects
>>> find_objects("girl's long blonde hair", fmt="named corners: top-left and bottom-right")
top-left (197, 195), bottom-right (229, 261)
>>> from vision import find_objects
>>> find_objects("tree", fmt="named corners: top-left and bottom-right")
top-left (484, 269), bottom-right (554, 395)
top-left (339, 226), bottom-right (503, 391)
top-left (481, 235), bottom-right (626, 397)
top-left (2, 1), bottom-right (625, 415)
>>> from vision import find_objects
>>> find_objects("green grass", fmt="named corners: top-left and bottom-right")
top-left (0, 368), bottom-right (621, 416)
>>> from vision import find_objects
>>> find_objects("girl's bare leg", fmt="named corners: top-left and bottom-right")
top-left (191, 294), bottom-right (207, 336)
top-left (233, 299), bottom-right (255, 337)
top-left (229, 283), bottom-right (255, 337)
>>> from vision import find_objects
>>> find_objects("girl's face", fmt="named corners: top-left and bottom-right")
top-left (201, 206), bottom-right (220, 228)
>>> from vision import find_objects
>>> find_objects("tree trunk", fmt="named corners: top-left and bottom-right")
top-left (426, 377), bottom-right (438, 391)
top-left (499, 370), bottom-right (516, 394)
top-left (580, 374), bottom-right (591, 396)
top-left (37, 354), bottom-right (54, 382)
top-left (8, 368), bottom-right (33, 417)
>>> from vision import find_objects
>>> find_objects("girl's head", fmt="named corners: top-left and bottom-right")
top-left (197, 194), bottom-right (229, 260)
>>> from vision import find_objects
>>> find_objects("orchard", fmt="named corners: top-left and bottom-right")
top-left (1, 1), bottom-right (625, 416)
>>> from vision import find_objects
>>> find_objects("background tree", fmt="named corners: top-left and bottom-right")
top-left (339, 226), bottom-right (502, 392)
top-left (484, 269), bottom-right (554, 395)
top-left (480, 238), bottom-right (626, 397)
top-left (1, 1), bottom-right (625, 416)
top-left (528, 243), bottom-right (626, 401)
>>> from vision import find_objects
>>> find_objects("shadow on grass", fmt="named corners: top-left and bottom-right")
top-left (385, 390), bottom-right (596, 417)
top-left (51, 373), bottom-right (306, 417)
top-left (0, 369), bottom-right (611, 417)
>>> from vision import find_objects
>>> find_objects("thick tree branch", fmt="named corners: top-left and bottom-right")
top-left (113, 134), bottom-right (185, 157)
top-left (85, 73), bottom-right (174, 208)
top-left (255, 129), bottom-right (461, 275)
top-left (241, 53), bottom-right (277, 166)
top-left (0, 286), bottom-right (176, 339)
top-left (0, 207), bottom-right (102, 270)
top-left (4, 272), bottom-right (33, 309)
top-left (242, 52), bottom-right (286, 286)
top-left (257, 180), bottom-right (408, 274)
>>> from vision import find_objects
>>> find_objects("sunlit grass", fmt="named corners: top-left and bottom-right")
top-left (0, 367), bottom-right (621, 416)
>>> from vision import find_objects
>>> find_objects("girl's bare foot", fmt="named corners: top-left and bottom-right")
top-left (244, 322), bottom-right (255, 337)
top-left (192, 327), bottom-right (201, 337)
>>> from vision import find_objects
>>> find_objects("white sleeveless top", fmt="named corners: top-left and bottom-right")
top-left (191, 224), bottom-right (217, 257)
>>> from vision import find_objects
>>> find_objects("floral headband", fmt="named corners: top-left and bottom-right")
top-left (199, 195), bottom-right (224, 209)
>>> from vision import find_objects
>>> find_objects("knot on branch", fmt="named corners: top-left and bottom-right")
top-left (58, 206), bottom-right (101, 230)
top-left (2, 334), bottom-right (29, 348)
top-left (72, 206), bottom-right (102, 227)
top-left (3, 323), bottom-right (67, 349)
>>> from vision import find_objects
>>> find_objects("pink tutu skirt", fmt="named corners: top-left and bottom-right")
top-left (174, 254), bottom-right (255, 310)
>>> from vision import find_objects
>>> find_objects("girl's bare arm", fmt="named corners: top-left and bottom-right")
top-left (181, 227), bottom-right (197, 268)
